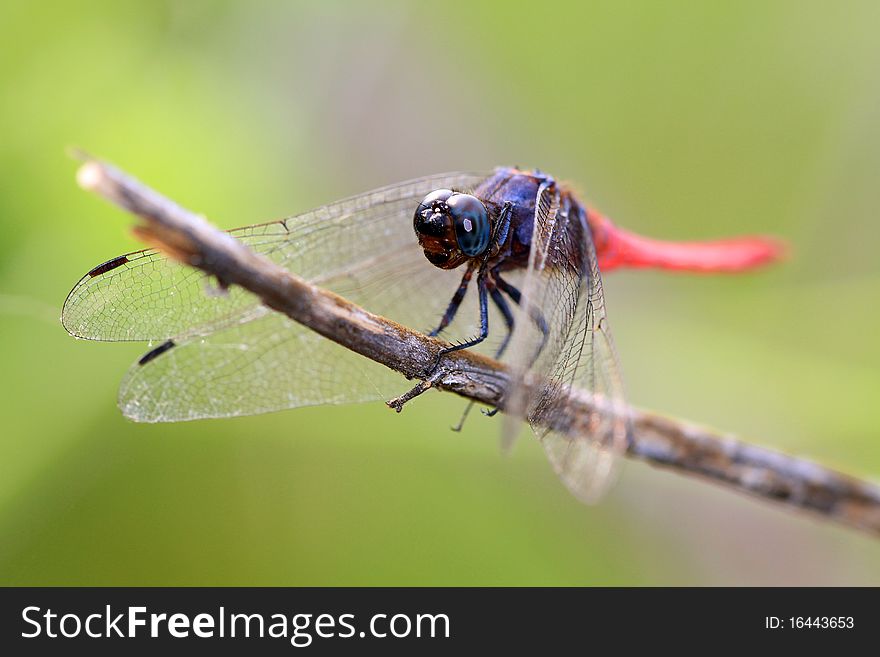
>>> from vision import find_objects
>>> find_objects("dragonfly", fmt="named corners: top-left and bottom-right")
top-left (62, 166), bottom-right (783, 502)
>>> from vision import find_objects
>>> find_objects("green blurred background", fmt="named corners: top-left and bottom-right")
top-left (1, 0), bottom-right (879, 585)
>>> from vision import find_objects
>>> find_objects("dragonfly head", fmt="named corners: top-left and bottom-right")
top-left (413, 189), bottom-right (491, 269)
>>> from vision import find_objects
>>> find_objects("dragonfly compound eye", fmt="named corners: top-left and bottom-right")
top-left (414, 189), bottom-right (468, 269)
top-left (447, 193), bottom-right (490, 257)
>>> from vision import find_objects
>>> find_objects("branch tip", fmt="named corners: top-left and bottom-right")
top-left (76, 161), bottom-right (105, 192)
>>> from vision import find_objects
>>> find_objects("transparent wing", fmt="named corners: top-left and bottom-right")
top-left (64, 172), bottom-right (493, 422)
top-left (63, 172), bottom-right (487, 342)
top-left (117, 307), bottom-right (409, 422)
top-left (502, 180), bottom-right (629, 503)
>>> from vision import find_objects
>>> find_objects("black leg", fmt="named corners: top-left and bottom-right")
top-left (489, 286), bottom-right (515, 360)
top-left (496, 275), bottom-right (549, 346)
top-left (495, 275), bottom-right (520, 303)
top-left (438, 269), bottom-right (489, 357)
top-left (461, 275), bottom-right (538, 425)
top-left (429, 266), bottom-right (474, 337)
top-left (451, 282), bottom-right (516, 431)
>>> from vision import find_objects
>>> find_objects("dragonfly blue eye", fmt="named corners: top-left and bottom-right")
top-left (413, 189), bottom-right (489, 268)
top-left (447, 193), bottom-right (490, 257)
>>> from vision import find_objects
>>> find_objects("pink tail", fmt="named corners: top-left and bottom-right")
top-left (589, 213), bottom-right (787, 273)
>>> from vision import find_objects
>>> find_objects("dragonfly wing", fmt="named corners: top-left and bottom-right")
top-left (62, 172), bottom-right (488, 342)
top-left (501, 180), bottom-right (629, 503)
top-left (118, 307), bottom-right (411, 422)
top-left (66, 172), bottom-right (493, 421)
top-left (63, 221), bottom-right (291, 342)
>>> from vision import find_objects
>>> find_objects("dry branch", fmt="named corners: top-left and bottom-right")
top-left (74, 155), bottom-right (880, 537)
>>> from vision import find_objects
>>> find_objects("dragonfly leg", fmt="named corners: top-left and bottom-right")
top-left (495, 274), bottom-right (521, 303)
top-left (428, 264), bottom-right (475, 337)
top-left (397, 270), bottom-right (489, 412)
top-left (496, 273), bottom-right (550, 379)
top-left (451, 283), bottom-right (515, 431)
top-left (450, 403), bottom-right (476, 432)
top-left (489, 284), bottom-right (515, 360)
top-left (496, 275), bottom-right (549, 346)
top-left (438, 268), bottom-right (489, 358)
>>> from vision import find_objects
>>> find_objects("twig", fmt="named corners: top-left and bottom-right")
top-left (74, 155), bottom-right (880, 537)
